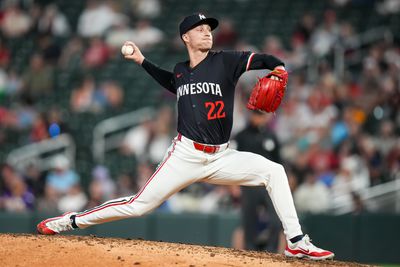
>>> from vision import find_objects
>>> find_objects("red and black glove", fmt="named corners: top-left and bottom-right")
top-left (247, 67), bottom-right (288, 113)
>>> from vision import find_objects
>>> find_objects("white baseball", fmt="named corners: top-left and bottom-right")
top-left (121, 44), bottom-right (135, 56)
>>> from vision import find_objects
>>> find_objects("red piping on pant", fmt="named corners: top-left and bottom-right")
top-left (76, 137), bottom-right (179, 218)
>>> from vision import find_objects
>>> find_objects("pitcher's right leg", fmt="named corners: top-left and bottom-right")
top-left (37, 137), bottom-right (201, 234)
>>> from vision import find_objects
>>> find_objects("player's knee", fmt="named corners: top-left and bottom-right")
top-left (263, 162), bottom-right (285, 178)
top-left (134, 208), bottom-right (147, 217)
top-left (130, 203), bottom-right (156, 217)
top-left (274, 163), bottom-right (285, 174)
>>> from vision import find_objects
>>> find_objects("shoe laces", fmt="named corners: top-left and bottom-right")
top-left (47, 214), bottom-right (74, 233)
top-left (299, 234), bottom-right (321, 251)
top-left (303, 234), bottom-right (312, 245)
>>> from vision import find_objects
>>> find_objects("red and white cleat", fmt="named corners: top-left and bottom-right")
top-left (37, 212), bottom-right (77, 235)
top-left (284, 234), bottom-right (335, 260)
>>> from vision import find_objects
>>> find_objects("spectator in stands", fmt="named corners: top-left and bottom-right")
top-left (376, 0), bottom-right (400, 15)
top-left (46, 107), bottom-right (69, 136)
top-left (1, 69), bottom-right (23, 96)
top-left (86, 166), bottom-right (128, 209)
top-left (77, 0), bottom-right (122, 38)
top-left (135, 161), bottom-right (154, 191)
top-left (90, 165), bottom-right (116, 200)
top-left (287, 33), bottom-right (308, 69)
top-left (30, 113), bottom-right (49, 142)
top-left (45, 155), bottom-right (80, 196)
top-left (0, 38), bottom-right (10, 68)
top-left (99, 81), bottom-right (124, 110)
top-left (21, 53), bottom-right (55, 102)
top-left (27, 2), bottom-right (42, 35)
top-left (131, 19), bottom-right (163, 50)
top-left (147, 105), bottom-right (174, 164)
top-left (70, 76), bottom-right (123, 113)
top-left (262, 35), bottom-right (288, 61)
top-left (292, 13), bottom-right (315, 45)
top-left (386, 140), bottom-right (400, 180)
top-left (275, 98), bottom-right (305, 159)
top-left (58, 36), bottom-right (84, 70)
top-left (338, 21), bottom-right (355, 47)
top-left (213, 18), bottom-right (238, 50)
top-left (358, 134), bottom-right (385, 185)
top-left (37, 34), bottom-right (62, 64)
top-left (373, 120), bottom-right (397, 157)
top-left (310, 9), bottom-right (340, 57)
top-left (83, 37), bottom-right (110, 69)
top-left (0, 164), bottom-right (35, 212)
top-left (0, 69), bottom-right (8, 99)
top-left (293, 172), bottom-right (330, 214)
top-left (23, 161), bottom-right (46, 198)
top-left (36, 184), bottom-right (59, 213)
top-left (14, 98), bottom-right (37, 129)
top-left (105, 17), bottom-right (136, 52)
top-left (297, 88), bottom-right (338, 144)
top-left (330, 105), bottom-right (354, 148)
top-left (286, 73), bottom-right (311, 102)
top-left (121, 119), bottom-right (153, 159)
top-left (307, 144), bottom-right (337, 187)
top-left (0, 106), bottom-right (18, 129)
top-left (331, 155), bottom-right (370, 207)
top-left (0, 1), bottom-right (32, 38)
top-left (122, 106), bottom-right (174, 164)
top-left (70, 75), bottom-right (97, 113)
top-left (115, 172), bottom-right (135, 197)
top-left (57, 185), bottom-right (88, 213)
top-left (86, 179), bottom-right (106, 209)
top-left (361, 45), bottom-right (383, 109)
top-left (130, 0), bottom-right (161, 19)
top-left (38, 4), bottom-right (70, 37)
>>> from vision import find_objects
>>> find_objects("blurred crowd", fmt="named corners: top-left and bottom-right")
top-left (0, 0), bottom-right (399, 223)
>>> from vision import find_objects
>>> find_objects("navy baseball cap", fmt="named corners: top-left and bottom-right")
top-left (179, 13), bottom-right (219, 37)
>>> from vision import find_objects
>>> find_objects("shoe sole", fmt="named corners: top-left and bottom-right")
top-left (285, 251), bottom-right (335, 260)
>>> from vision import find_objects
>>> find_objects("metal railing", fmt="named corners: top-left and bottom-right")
top-left (92, 107), bottom-right (156, 163)
top-left (333, 26), bottom-right (393, 80)
top-left (303, 26), bottom-right (394, 82)
top-left (331, 179), bottom-right (400, 215)
top-left (6, 133), bottom-right (76, 172)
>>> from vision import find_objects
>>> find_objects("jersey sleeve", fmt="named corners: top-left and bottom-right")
top-left (247, 53), bottom-right (285, 71)
top-left (221, 51), bottom-right (252, 83)
top-left (141, 59), bottom-right (175, 93)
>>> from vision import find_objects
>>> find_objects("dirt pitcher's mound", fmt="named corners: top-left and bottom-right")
top-left (0, 234), bottom-right (369, 267)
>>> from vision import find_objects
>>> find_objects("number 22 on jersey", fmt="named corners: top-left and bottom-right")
top-left (205, 101), bottom-right (226, 120)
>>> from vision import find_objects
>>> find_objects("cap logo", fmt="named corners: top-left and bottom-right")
top-left (199, 14), bottom-right (206, 20)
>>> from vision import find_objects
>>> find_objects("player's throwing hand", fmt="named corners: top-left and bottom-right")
top-left (122, 41), bottom-right (145, 65)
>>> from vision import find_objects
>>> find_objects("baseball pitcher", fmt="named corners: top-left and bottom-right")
top-left (37, 13), bottom-right (334, 260)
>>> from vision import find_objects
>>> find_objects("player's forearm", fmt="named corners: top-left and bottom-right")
top-left (141, 59), bottom-right (174, 92)
top-left (248, 54), bottom-right (285, 71)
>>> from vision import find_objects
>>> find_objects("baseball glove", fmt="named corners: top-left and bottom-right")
top-left (247, 68), bottom-right (288, 113)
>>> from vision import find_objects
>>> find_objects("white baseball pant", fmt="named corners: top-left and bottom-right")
top-left (75, 134), bottom-right (303, 239)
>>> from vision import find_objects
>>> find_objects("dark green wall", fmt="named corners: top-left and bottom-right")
top-left (1, 212), bottom-right (399, 264)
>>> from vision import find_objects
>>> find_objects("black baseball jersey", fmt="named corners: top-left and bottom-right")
top-left (142, 51), bottom-right (284, 145)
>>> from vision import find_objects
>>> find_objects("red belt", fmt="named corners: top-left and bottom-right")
top-left (177, 133), bottom-right (225, 154)
top-left (193, 142), bottom-right (220, 154)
